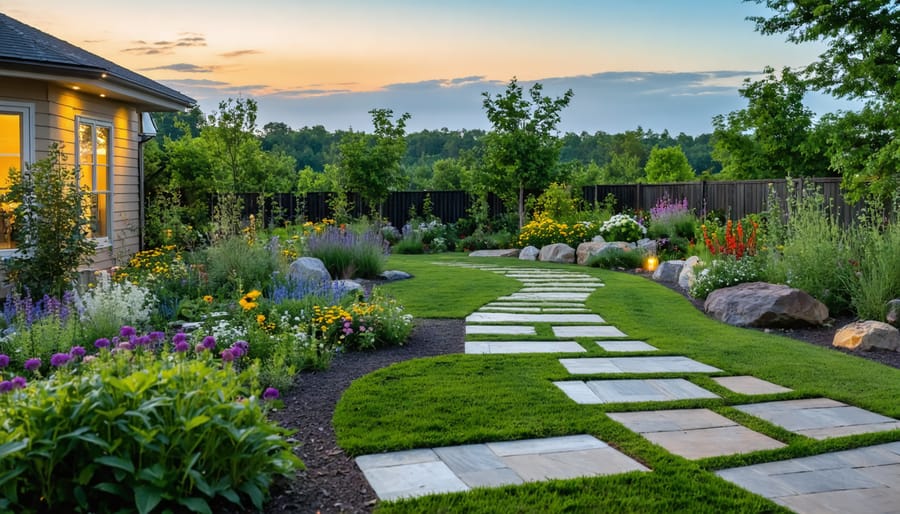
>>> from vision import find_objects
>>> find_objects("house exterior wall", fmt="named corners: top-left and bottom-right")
top-left (0, 77), bottom-right (141, 272)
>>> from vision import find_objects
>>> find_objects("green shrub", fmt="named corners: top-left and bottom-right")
top-left (0, 349), bottom-right (301, 513)
top-left (205, 236), bottom-right (280, 295)
top-left (843, 198), bottom-right (900, 320)
top-left (517, 214), bottom-right (596, 249)
top-left (76, 272), bottom-right (158, 343)
top-left (598, 214), bottom-right (646, 243)
top-left (0, 293), bottom-right (81, 372)
top-left (305, 225), bottom-right (387, 279)
top-left (690, 256), bottom-right (766, 299)
top-left (393, 237), bottom-right (425, 254)
top-left (586, 247), bottom-right (645, 269)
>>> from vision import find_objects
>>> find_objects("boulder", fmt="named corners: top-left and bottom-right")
top-left (833, 320), bottom-right (900, 351)
top-left (886, 299), bottom-right (900, 328)
top-left (592, 235), bottom-right (606, 243)
top-left (636, 238), bottom-right (658, 255)
top-left (576, 241), bottom-right (609, 265)
top-left (332, 279), bottom-right (365, 294)
top-left (288, 257), bottom-right (331, 284)
top-left (519, 246), bottom-right (540, 261)
top-left (379, 270), bottom-right (412, 281)
top-left (704, 282), bottom-right (829, 328)
top-left (678, 256), bottom-right (702, 290)
top-left (469, 249), bottom-right (520, 258)
top-left (652, 260), bottom-right (684, 283)
top-left (538, 243), bottom-right (575, 264)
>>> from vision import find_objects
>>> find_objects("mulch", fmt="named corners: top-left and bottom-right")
top-left (260, 274), bottom-right (899, 514)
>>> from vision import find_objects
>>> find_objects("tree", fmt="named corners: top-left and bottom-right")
top-left (645, 146), bottom-right (695, 183)
top-left (338, 108), bottom-right (411, 216)
top-left (479, 78), bottom-right (573, 228)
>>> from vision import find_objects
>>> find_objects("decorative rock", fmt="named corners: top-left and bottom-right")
top-left (678, 256), bottom-right (702, 290)
top-left (469, 249), bottom-right (520, 258)
top-left (380, 270), bottom-right (412, 281)
top-left (652, 260), bottom-right (684, 283)
top-left (333, 280), bottom-right (365, 294)
top-left (538, 243), bottom-right (575, 264)
top-left (636, 238), bottom-right (658, 255)
top-left (886, 299), bottom-right (900, 328)
top-left (592, 235), bottom-right (606, 243)
top-left (265, 236), bottom-right (280, 254)
top-left (704, 282), bottom-right (829, 328)
top-left (576, 242), bottom-right (610, 265)
top-left (288, 257), bottom-right (331, 284)
top-left (833, 320), bottom-right (900, 351)
top-left (519, 246), bottom-right (540, 261)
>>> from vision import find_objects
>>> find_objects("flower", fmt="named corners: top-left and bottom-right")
top-left (220, 349), bottom-right (235, 362)
top-left (173, 340), bottom-right (190, 353)
top-left (149, 331), bottom-right (165, 342)
top-left (94, 338), bottom-right (111, 349)
top-left (229, 345), bottom-right (245, 358)
top-left (11, 376), bottom-right (26, 389)
top-left (262, 387), bottom-right (279, 401)
top-left (0, 381), bottom-right (12, 393)
top-left (203, 295), bottom-right (214, 304)
top-left (201, 335), bottom-right (216, 350)
top-left (117, 341), bottom-right (134, 351)
top-left (0, 354), bottom-right (9, 368)
top-left (50, 353), bottom-right (71, 367)
top-left (172, 332), bottom-right (187, 344)
top-left (69, 346), bottom-right (86, 358)
top-left (134, 335), bottom-right (151, 347)
top-left (120, 325), bottom-right (136, 338)
top-left (24, 358), bottom-right (41, 371)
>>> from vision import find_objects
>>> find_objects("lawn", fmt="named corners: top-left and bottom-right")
top-left (335, 254), bottom-right (900, 513)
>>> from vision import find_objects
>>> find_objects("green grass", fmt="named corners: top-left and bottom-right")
top-left (338, 255), bottom-right (900, 513)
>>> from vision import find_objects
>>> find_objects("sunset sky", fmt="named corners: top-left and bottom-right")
top-left (3, 1), bottom-right (856, 134)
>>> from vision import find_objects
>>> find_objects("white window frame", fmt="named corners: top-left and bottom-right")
top-left (75, 116), bottom-right (114, 247)
top-left (0, 101), bottom-right (35, 255)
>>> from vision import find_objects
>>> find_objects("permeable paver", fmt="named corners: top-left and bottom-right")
top-left (712, 376), bottom-right (792, 395)
top-left (552, 325), bottom-right (627, 338)
top-left (554, 379), bottom-right (720, 404)
top-left (467, 313), bottom-right (605, 323)
top-left (357, 435), bottom-right (648, 500)
top-left (596, 341), bottom-right (658, 352)
top-left (735, 398), bottom-right (900, 440)
top-left (559, 356), bottom-right (721, 374)
top-left (465, 325), bottom-right (537, 335)
top-left (717, 442), bottom-right (900, 514)
top-left (608, 409), bottom-right (786, 459)
top-left (465, 341), bottom-right (586, 354)
top-left (498, 293), bottom-right (591, 302)
top-left (478, 307), bottom-right (543, 313)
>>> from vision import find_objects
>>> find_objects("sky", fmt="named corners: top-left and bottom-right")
top-left (3, 0), bottom-right (859, 134)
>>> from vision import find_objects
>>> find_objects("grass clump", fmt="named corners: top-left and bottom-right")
top-left (305, 225), bottom-right (387, 279)
top-left (586, 247), bottom-right (645, 269)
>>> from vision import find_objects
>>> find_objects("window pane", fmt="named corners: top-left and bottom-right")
top-left (0, 113), bottom-right (22, 190)
top-left (97, 165), bottom-right (108, 191)
top-left (91, 193), bottom-right (108, 239)
top-left (96, 126), bottom-right (109, 167)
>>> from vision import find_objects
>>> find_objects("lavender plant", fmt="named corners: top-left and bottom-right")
top-left (304, 225), bottom-right (388, 279)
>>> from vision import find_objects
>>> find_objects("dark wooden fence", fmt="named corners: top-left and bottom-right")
top-left (222, 177), bottom-right (872, 228)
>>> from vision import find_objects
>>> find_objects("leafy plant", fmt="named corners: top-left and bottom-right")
top-left (205, 236), bottom-right (280, 296)
top-left (586, 247), bottom-right (645, 269)
top-left (304, 225), bottom-right (387, 279)
top-left (598, 214), bottom-right (646, 243)
top-left (76, 271), bottom-right (157, 342)
top-left (690, 256), bottom-right (766, 299)
top-left (518, 213), bottom-right (596, 249)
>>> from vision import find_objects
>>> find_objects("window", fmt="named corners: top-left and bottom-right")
top-left (0, 103), bottom-right (33, 250)
top-left (76, 118), bottom-right (112, 243)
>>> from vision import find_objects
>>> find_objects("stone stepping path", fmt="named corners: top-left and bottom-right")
top-left (597, 340), bottom-right (658, 352)
top-left (712, 376), bottom-right (792, 395)
top-left (559, 356), bottom-right (721, 374)
top-left (465, 341), bottom-right (586, 354)
top-left (735, 398), bottom-right (900, 440)
top-left (609, 408), bottom-right (786, 459)
top-left (466, 312), bottom-right (605, 324)
top-left (465, 325), bottom-right (536, 336)
top-left (497, 293), bottom-right (591, 302)
top-left (555, 379), bottom-right (720, 404)
top-left (552, 325), bottom-right (627, 338)
top-left (356, 434), bottom-right (648, 501)
top-left (717, 441), bottom-right (900, 514)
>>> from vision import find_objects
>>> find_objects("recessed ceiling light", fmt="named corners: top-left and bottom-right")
top-left (101, 73), bottom-right (108, 78)
top-left (72, 85), bottom-right (81, 90)
top-left (99, 93), bottom-right (106, 98)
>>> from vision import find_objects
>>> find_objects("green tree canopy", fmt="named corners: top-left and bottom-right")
top-left (644, 146), bottom-right (695, 183)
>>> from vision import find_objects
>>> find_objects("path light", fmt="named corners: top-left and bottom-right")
top-left (644, 255), bottom-right (659, 272)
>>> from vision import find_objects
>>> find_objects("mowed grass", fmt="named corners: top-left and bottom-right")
top-left (336, 255), bottom-right (900, 513)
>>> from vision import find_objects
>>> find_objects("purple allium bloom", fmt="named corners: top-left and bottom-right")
top-left (0, 381), bottom-right (12, 393)
top-left (134, 335), bottom-right (151, 347)
top-left (220, 349), bottom-right (235, 362)
top-left (50, 353), bottom-right (71, 367)
top-left (201, 336), bottom-right (216, 350)
top-left (94, 338), bottom-right (111, 349)
top-left (234, 340), bottom-right (249, 352)
top-left (0, 354), bottom-right (9, 368)
top-left (24, 358), bottom-right (41, 371)
top-left (172, 332), bottom-right (187, 344)
top-left (69, 346), bottom-right (86, 358)
top-left (117, 341), bottom-right (134, 351)
top-left (11, 376), bottom-right (26, 389)
top-left (120, 326), bottom-right (136, 338)
top-left (173, 340), bottom-right (190, 353)
top-left (149, 331), bottom-right (165, 342)
top-left (262, 387), bottom-right (279, 401)
top-left (194, 343), bottom-right (206, 353)
top-left (229, 345), bottom-right (244, 358)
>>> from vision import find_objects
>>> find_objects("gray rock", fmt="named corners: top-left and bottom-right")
top-left (538, 243), bottom-right (576, 264)
top-left (288, 257), bottom-right (331, 284)
top-left (380, 270), bottom-right (412, 281)
top-left (636, 238), bottom-right (658, 255)
top-left (886, 299), bottom-right (900, 328)
top-left (469, 248), bottom-right (520, 258)
top-left (519, 246), bottom-right (540, 261)
top-left (576, 241), bottom-right (609, 265)
top-left (592, 235), bottom-right (606, 243)
top-left (833, 320), bottom-right (900, 351)
top-left (652, 260), bottom-right (685, 283)
top-left (704, 282), bottom-right (829, 328)
top-left (678, 256), bottom-right (702, 290)
top-left (332, 280), bottom-right (365, 294)
top-left (265, 236), bottom-right (280, 254)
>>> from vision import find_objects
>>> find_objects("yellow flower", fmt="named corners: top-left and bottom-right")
top-left (257, 314), bottom-right (266, 325)
top-left (203, 295), bottom-right (214, 304)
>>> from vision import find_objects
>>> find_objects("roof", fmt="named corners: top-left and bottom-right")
top-left (0, 12), bottom-right (195, 110)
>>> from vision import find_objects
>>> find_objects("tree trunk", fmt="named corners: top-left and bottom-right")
top-left (518, 185), bottom-right (525, 230)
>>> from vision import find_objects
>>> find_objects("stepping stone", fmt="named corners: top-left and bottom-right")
top-left (478, 307), bottom-right (543, 313)
top-left (608, 409), bottom-right (786, 459)
top-left (465, 341), bottom-right (586, 354)
top-left (356, 435), bottom-right (648, 500)
top-left (541, 308), bottom-right (591, 313)
top-left (487, 301), bottom-right (587, 308)
top-left (596, 340), bottom-right (658, 352)
top-left (552, 326), bottom-right (627, 338)
top-left (735, 398), bottom-right (900, 440)
top-left (713, 376), bottom-right (793, 395)
top-left (554, 379), bottom-right (719, 404)
top-left (559, 356), bottom-right (721, 374)
top-left (498, 293), bottom-right (591, 302)
top-left (465, 325), bottom-right (537, 335)
top-left (520, 287), bottom-right (599, 292)
top-left (717, 442), bottom-right (900, 513)
top-left (466, 313), bottom-right (604, 323)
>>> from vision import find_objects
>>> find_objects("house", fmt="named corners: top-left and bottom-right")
top-left (0, 12), bottom-right (194, 272)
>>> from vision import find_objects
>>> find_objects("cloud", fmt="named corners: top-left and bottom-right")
top-left (122, 34), bottom-right (207, 56)
top-left (219, 49), bottom-right (262, 58)
top-left (142, 63), bottom-right (217, 73)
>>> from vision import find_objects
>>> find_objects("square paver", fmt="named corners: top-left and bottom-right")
top-left (596, 340), bottom-right (658, 352)
top-left (552, 326), bottom-right (627, 338)
top-left (467, 313), bottom-right (604, 323)
top-left (487, 434), bottom-right (608, 456)
top-left (359, 460), bottom-right (469, 501)
top-left (555, 379), bottom-right (719, 404)
top-left (559, 356), bottom-right (720, 374)
top-left (498, 293), bottom-right (591, 302)
top-left (502, 447), bottom-right (648, 481)
top-left (553, 380), bottom-right (606, 404)
top-left (735, 398), bottom-right (900, 440)
top-left (465, 325), bottom-right (536, 335)
top-left (713, 376), bottom-right (792, 395)
top-left (478, 306), bottom-right (543, 313)
top-left (465, 341), bottom-right (586, 354)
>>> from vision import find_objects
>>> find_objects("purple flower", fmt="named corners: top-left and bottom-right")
top-left (0, 354), bottom-right (9, 368)
top-left (69, 346), bottom-right (86, 358)
top-left (24, 358), bottom-right (41, 372)
top-left (119, 326), bottom-right (136, 338)
top-left (201, 336), bottom-right (216, 350)
top-left (134, 335), bottom-right (151, 347)
top-left (229, 345), bottom-right (244, 358)
top-left (173, 340), bottom-right (191, 353)
top-left (116, 341), bottom-right (134, 351)
top-left (194, 343), bottom-right (206, 353)
top-left (234, 340), bottom-right (249, 352)
top-left (262, 387), bottom-right (279, 401)
top-left (0, 381), bottom-right (12, 393)
top-left (11, 376), bottom-right (26, 389)
top-left (50, 353), bottom-right (71, 367)
top-left (94, 338), bottom-right (110, 349)
top-left (149, 331), bottom-right (165, 342)
top-left (172, 332), bottom-right (187, 344)
top-left (220, 349), bottom-right (235, 362)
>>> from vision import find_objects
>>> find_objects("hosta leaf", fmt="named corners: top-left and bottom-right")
top-left (238, 481), bottom-right (264, 510)
top-left (177, 497), bottom-right (212, 514)
top-left (95, 455), bottom-right (135, 474)
top-left (134, 484), bottom-right (163, 514)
